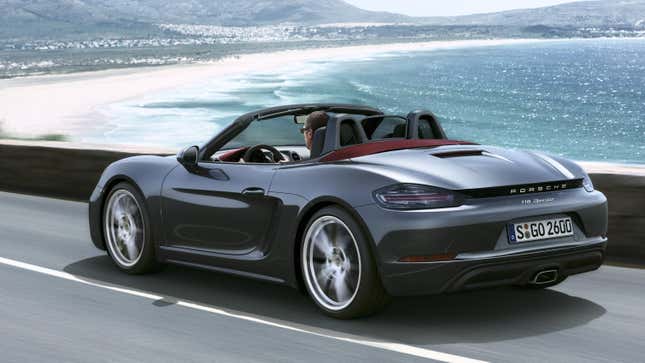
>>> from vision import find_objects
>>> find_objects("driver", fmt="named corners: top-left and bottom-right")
top-left (301, 111), bottom-right (329, 150)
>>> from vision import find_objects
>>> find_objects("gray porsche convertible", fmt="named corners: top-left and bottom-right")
top-left (89, 103), bottom-right (608, 318)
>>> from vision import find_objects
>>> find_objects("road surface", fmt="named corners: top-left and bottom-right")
top-left (0, 191), bottom-right (643, 363)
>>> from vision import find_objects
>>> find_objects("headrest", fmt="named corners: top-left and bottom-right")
top-left (339, 122), bottom-right (359, 146)
top-left (392, 123), bottom-right (407, 138)
top-left (310, 127), bottom-right (327, 159)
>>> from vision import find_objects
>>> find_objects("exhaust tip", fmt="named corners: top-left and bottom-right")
top-left (531, 269), bottom-right (559, 285)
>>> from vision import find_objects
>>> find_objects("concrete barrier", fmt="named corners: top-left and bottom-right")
top-left (585, 173), bottom-right (645, 265)
top-left (1, 139), bottom-right (643, 264)
top-left (0, 140), bottom-right (173, 201)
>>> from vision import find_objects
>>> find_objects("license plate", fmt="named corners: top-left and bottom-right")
top-left (508, 217), bottom-right (574, 243)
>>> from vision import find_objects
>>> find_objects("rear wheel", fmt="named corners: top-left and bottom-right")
top-left (301, 206), bottom-right (390, 319)
top-left (103, 182), bottom-right (159, 274)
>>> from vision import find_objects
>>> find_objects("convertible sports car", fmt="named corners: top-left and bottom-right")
top-left (89, 103), bottom-right (608, 318)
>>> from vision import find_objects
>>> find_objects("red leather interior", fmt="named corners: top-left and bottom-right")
top-left (218, 147), bottom-right (248, 162)
top-left (320, 139), bottom-right (476, 162)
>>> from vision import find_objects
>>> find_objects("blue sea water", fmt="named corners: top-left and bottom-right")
top-left (85, 38), bottom-right (645, 163)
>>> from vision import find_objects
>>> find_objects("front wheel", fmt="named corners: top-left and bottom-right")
top-left (301, 206), bottom-right (390, 319)
top-left (103, 182), bottom-right (159, 274)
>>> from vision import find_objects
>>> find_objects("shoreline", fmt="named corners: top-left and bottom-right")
top-left (0, 36), bottom-right (642, 167)
top-left (3, 36), bottom-right (641, 83)
top-left (0, 37), bottom-right (563, 138)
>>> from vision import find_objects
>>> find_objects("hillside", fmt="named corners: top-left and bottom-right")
top-left (1, 0), bottom-right (645, 40)
top-left (0, 0), bottom-right (408, 39)
top-left (422, 0), bottom-right (645, 28)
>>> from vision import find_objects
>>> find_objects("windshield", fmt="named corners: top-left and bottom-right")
top-left (222, 115), bottom-right (305, 150)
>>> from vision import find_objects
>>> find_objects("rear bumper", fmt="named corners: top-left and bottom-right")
top-left (354, 189), bottom-right (608, 296)
top-left (380, 237), bottom-right (606, 296)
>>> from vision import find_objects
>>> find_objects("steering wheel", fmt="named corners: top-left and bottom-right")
top-left (243, 144), bottom-right (285, 163)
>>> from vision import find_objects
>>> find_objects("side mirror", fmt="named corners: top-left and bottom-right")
top-left (177, 145), bottom-right (199, 168)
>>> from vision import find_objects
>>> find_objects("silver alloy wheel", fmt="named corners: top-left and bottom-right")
top-left (302, 215), bottom-right (361, 311)
top-left (104, 189), bottom-right (145, 268)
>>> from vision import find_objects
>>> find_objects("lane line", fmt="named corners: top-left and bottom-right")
top-left (0, 256), bottom-right (485, 363)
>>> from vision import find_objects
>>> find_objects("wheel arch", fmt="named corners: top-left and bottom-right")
top-left (90, 155), bottom-right (177, 253)
top-left (92, 175), bottom-right (146, 250)
top-left (292, 197), bottom-right (380, 293)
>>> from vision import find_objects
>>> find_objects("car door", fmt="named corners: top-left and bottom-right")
top-left (160, 161), bottom-right (278, 255)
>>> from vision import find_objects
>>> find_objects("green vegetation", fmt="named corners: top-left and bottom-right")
top-left (0, 125), bottom-right (68, 142)
top-left (35, 134), bottom-right (68, 141)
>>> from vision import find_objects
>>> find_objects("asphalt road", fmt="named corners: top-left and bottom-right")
top-left (1, 191), bottom-right (644, 363)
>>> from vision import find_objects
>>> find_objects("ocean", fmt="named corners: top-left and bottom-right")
top-left (84, 38), bottom-right (645, 163)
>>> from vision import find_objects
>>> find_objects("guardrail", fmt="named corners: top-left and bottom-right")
top-left (584, 172), bottom-right (645, 266)
top-left (1, 139), bottom-right (643, 264)
top-left (0, 140), bottom-right (173, 201)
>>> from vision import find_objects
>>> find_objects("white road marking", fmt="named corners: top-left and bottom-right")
top-left (0, 256), bottom-right (486, 363)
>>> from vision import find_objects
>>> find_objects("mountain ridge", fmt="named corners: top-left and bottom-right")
top-left (0, 0), bottom-right (409, 27)
top-left (1, 0), bottom-right (645, 40)
top-left (420, 0), bottom-right (645, 28)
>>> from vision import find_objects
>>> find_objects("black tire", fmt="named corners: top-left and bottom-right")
top-left (103, 182), bottom-right (160, 274)
top-left (301, 206), bottom-right (390, 319)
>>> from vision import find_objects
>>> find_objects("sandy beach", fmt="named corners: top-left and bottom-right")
top-left (1, 37), bottom-right (642, 172)
top-left (0, 38), bottom-right (553, 138)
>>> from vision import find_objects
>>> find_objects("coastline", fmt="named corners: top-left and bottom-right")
top-left (0, 36), bottom-right (641, 168)
top-left (0, 38), bottom-right (556, 138)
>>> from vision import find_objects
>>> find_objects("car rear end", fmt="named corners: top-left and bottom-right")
top-left (357, 183), bottom-right (607, 296)
top-left (350, 147), bottom-right (608, 296)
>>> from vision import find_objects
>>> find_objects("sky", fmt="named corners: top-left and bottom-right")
top-left (343, 0), bottom-right (587, 17)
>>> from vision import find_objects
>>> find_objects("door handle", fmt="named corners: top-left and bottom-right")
top-left (242, 187), bottom-right (265, 196)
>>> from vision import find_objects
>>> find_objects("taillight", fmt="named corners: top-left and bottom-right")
top-left (373, 184), bottom-right (464, 210)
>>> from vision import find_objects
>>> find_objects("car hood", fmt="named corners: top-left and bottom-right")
top-left (352, 145), bottom-right (583, 190)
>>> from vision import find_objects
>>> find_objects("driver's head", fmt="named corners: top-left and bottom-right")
top-left (301, 111), bottom-right (329, 150)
